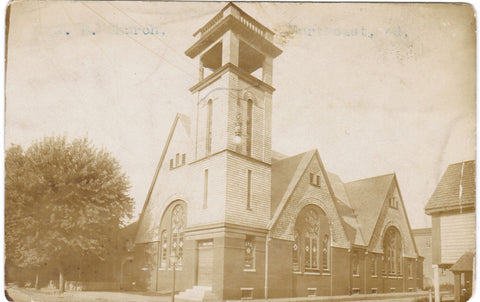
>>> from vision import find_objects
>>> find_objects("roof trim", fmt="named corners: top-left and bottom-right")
top-left (267, 150), bottom-right (316, 230)
top-left (134, 113), bottom-right (186, 242)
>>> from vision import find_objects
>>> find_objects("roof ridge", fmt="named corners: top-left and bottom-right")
top-left (345, 172), bottom-right (395, 185)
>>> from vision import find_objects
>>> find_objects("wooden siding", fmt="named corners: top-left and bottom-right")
top-left (440, 211), bottom-right (475, 264)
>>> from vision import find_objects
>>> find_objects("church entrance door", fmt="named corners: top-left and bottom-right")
top-left (197, 240), bottom-right (214, 287)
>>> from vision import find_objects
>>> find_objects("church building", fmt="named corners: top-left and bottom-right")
top-left (132, 3), bottom-right (423, 300)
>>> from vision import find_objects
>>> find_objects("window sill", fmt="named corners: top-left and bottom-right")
top-left (304, 272), bottom-right (321, 276)
top-left (322, 272), bottom-right (331, 276)
top-left (371, 275), bottom-right (378, 278)
top-left (293, 271), bottom-right (302, 275)
top-left (408, 277), bottom-right (414, 280)
top-left (243, 269), bottom-right (256, 273)
top-left (352, 274), bottom-right (360, 278)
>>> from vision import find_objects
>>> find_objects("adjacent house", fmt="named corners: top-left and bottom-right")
top-left (425, 160), bottom-right (475, 302)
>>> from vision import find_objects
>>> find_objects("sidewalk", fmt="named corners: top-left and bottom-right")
top-left (5, 287), bottom-right (173, 302)
top-left (5, 287), bottom-right (429, 302)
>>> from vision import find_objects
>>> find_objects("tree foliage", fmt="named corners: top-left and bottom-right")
top-left (5, 136), bottom-right (134, 280)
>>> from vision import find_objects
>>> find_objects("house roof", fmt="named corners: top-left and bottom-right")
top-left (450, 251), bottom-right (475, 272)
top-left (344, 173), bottom-right (395, 244)
top-left (425, 160), bottom-right (475, 214)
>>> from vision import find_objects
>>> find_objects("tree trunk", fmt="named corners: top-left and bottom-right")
top-left (59, 270), bottom-right (65, 292)
top-left (35, 270), bottom-right (40, 290)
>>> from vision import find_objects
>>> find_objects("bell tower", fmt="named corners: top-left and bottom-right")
top-left (181, 4), bottom-right (282, 300)
top-left (185, 3), bottom-right (282, 164)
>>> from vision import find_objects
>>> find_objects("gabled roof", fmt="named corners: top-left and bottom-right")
top-left (450, 251), bottom-right (475, 272)
top-left (135, 113), bottom-right (191, 243)
top-left (270, 150), bottom-right (315, 221)
top-left (271, 150), bottom-right (289, 163)
top-left (344, 173), bottom-right (395, 244)
top-left (327, 172), bottom-right (365, 246)
top-left (425, 160), bottom-right (475, 214)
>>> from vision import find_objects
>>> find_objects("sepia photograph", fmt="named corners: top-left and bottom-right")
top-left (4, 2), bottom-right (476, 302)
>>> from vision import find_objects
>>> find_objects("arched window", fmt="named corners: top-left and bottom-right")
top-left (171, 204), bottom-right (186, 267)
top-left (206, 99), bottom-right (213, 155)
top-left (383, 226), bottom-right (402, 275)
top-left (293, 205), bottom-right (330, 273)
top-left (292, 229), bottom-right (300, 272)
top-left (322, 234), bottom-right (329, 271)
top-left (246, 99), bottom-right (253, 156)
top-left (160, 230), bottom-right (168, 268)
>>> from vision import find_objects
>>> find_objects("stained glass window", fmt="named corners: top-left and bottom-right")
top-left (244, 236), bottom-right (255, 269)
top-left (160, 230), bottom-right (168, 268)
top-left (293, 206), bottom-right (329, 273)
top-left (383, 227), bottom-right (402, 275)
top-left (293, 230), bottom-right (300, 272)
top-left (322, 234), bottom-right (329, 271)
top-left (171, 204), bottom-right (185, 267)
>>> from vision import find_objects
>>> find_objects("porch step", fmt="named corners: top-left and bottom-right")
top-left (175, 286), bottom-right (218, 302)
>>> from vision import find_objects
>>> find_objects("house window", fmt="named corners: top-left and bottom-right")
top-left (371, 254), bottom-right (378, 276)
top-left (408, 261), bottom-right (413, 278)
top-left (244, 236), bottom-right (255, 270)
top-left (389, 196), bottom-right (398, 209)
top-left (160, 230), bottom-right (168, 268)
top-left (383, 226), bottom-right (402, 275)
top-left (170, 159), bottom-right (174, 169)
top-left (293, 229), bottom-right (300, 272)
top-left (171, 205), bottom-right (185, 267)
top-left (182, 153), bottom-right (186, 165)
top-left (310, 173), bottom-right (321, 186)
top-left (240, 288), bottom-right (253, 300)
top-left (175, 153), bottom-right (180, 166)
top-left (247, 170), bottom-right (252, 210)
top-left (246, 99), bottom-right (253, 156)
top-left (206, 99), bottom-right (213, 155)
top-left (203, 169), bottom-right (208, 209)
top-left (294, 205), bottom-right (330, 273)
top-left (352, 251), bottom-right (359, 276)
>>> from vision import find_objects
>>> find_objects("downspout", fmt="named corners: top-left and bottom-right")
top-left (330, 246), bottom-right (333, 296)
top-left (364, 251), bottom-right (367, 294)
top-left (264, 232), bottom-right (270, 299)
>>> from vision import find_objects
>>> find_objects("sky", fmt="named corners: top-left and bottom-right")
top-left (5, 1), bottom-right (476, 229)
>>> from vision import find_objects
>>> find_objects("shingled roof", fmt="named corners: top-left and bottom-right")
top-left (269, 150), bottom-right (399, 248)
top-left (327, 172), bottom-right (365, 246)
top-left (270, 150), bottom-right (315, 219)
top-left (425, 160), bottom-right (475, 214)
top-left (344, 173), bottom-right (395, 244)
top-left (450, 251), bottom-right (474, 272)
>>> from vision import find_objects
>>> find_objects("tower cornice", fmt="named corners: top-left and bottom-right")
top-left (189, 62), bottom-right (275, 94)
top-left (185, 13), bottom-right (282, 59)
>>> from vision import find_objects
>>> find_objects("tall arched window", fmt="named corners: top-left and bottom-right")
top-left (292, 229), bottom-right (300, 272)
top-left (171, 204), bottom-right (186, 267)
top-left (206, 99), bottom-right (213, 155)
top-left (293, 205), bottom-right (330, 273)
top-left (160, 230), bottom-right (168, 268)
top-left (383, 226), bottom-right (402, 275)
top-left (246, 99), bottom-right (253, 156)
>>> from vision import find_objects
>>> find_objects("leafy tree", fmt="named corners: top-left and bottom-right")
top-left (5, 136), bottom-right (134, 291)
